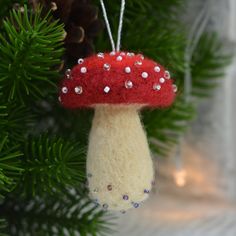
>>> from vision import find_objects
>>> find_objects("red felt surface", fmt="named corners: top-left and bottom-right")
top-left (59, 52), bottom-right (176, 108)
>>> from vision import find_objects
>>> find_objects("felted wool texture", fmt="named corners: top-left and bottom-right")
top-left (60, 51), bottom-right (176, 109)
top-left (87, 105), bottom-right (154, 211)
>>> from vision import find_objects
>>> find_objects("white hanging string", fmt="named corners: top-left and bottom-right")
top-left (116, 0), bottom-right (126, 51)
top-left (99, 0), bottom-right (126, 52)
top-left (99, 0), bottom-right (116, 51)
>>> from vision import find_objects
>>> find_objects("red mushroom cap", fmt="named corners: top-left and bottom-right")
top-left (59, 52), bottom-right (177, 108)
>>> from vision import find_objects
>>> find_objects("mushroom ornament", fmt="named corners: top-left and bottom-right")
top-left (59, 52), bottom-right (177, 211)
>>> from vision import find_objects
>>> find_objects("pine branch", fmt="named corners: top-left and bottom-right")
top-left (19, 135), bottom-right (86, 196)
top-left (0, 135), bottom-right (23, 193)
top-left (191, 33), bottom-right (231, 98)
top-left (0, 5), bottom-right (64, 103)
top-left (0, 190), bottom-right (114, 236)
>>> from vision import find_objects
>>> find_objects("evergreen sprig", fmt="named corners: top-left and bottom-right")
top-left (0, 135), bottom-right (23, 193)
top-left (0, 5), bottom-right (64, 103)
top-left (20, 135), bottom-right (86, 196)
top-left (0, 190), bottom-right (114, 236)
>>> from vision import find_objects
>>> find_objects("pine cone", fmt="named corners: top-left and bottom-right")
top-left (36, 0), bottom-right (104, 64)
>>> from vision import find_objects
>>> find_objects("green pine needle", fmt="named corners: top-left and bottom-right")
top-left (0, 190), bottom-right (114, 236)
top-left (20, 135), bottom-right (86, 196)
top-left (0, 5), bottom-right (64, 103)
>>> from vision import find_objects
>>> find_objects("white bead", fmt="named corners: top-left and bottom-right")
top-left (125, 80), bottom-right (133, 89)
top-left (104, 86), bottom-right (110, 93)
top-left (62, 87), bottom-right (68, 94)
top-left (110, 51), bottom-right (116, 56)
top-left (127, 52), bottom-right (134, 57)
top-left (103, 63), bottom-right (111, 71)
top-left (141, 72), bottom-right (148, 79)
top-left (116, 56), bottom-right (123, 61)
top-left (120, 52), bottom-right (126, 56)
top-left (58, 96), bottom-right (61, 102)
top-left (125, 67), bottom-right (131, 73)
top-left (159, 78), bottom-right (165, 83)
top-left (77, 58), bottom-right (84, 64)
top-left (80, 67), bottom-right (87, 73)
top-left (138, 54), bottom-right (144, 60)
top-left (97, 52), bottom-right (104, 58)
top-left (65, 69), bottom-right (71, 79)
top-left (173, 84), bottom-right (178, 93)
top-left (153, 84), bottom-right (161, 91)
top-left (74, 86), bottom-right (83, 94)
top-left (164, 71), bottom-right (171, 79)
top-left (135, 61), bottom-right (142, 66)
top-left (154, 66), bottom-right (161, 73)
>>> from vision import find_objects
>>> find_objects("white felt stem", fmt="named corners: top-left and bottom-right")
top-left (87, 105), bottom-right (154, 211)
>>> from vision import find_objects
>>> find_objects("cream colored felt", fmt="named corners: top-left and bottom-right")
top-left (87, 105), bottom-right (154, 211)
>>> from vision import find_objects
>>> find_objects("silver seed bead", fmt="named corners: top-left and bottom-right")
top-left (65, 69), bottom-right (71, 79)
top-left (74, 86), bottom-right (83, 94)
top-left (123, 195), bottom-right (129, 200)
top-left (154, 66), bottom-right (161, 73)
top-left (125, 67), bottom-right (131, 73)
top-left (77, 58), bottom-right (84, 64)
top-left (62, 87), bottom-right (68, 94)
top-left (127, 52), bottom-right (134, 57)
top-left (125, 80), bottom-right (133, 89)
top-left (135, 61), bottom-right (142, 66)
top-left (103, 204), bottom-right (108, 210)
top-left (142, 72), bottom-right (148, 79)
top-left (153, 84), bottom-right (161, 91)
top-left (173, 84), bottom-right (178, 93)
top-left (80, 67), bottom-right (87, 73)
top-left (116, 56), bottom-right (123, 61)
top-left (97, 52), bottom-right (104, 58)
top-left (133, 202), bottom-right (140, 208)
top-left (159, 78), bottom-right (165, 83)
top-left (164, 70), bottom-right (171, 79)
top-left (144, 189), bottom-right (150, 194)
top-left (103, 63), bottom-right (111, 71)
top-left (104, 86), bottom-right (110, 93)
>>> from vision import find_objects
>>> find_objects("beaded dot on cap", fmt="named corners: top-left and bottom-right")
top-left (123, 195), bottom-right (129, 200)
top-left (142, 72), bottom-right (148, 79)
top-left (159, 78), bottom-right (165, 84)
top-left (80, 67), bottom-right (87, 73)
top-left (103, 63), bottom-right (111, 71)
top-left (107, 185), bottom-right (112, 191)
top-left (125, 67), bottom-right (131, 74)
top-left (164, 70), bottom-right (171, 79)
top-left (77, 58), bottom-right (84, 64)
top-left (153, 84), bottom-right (161, 91)
top-left (110, 51), bottom-right (116, 56)
top-left (74, 86), bottom-right (83, 94)
top-left (65, 69), bottom-right (71, 79)
top-left (125, 80), bottom-right (133, 89)
top-left (104, 86), bottom-right (110, 93)
top-left (154, 66), bottom-right (161, 73)
top-left (116, 56), bottom-right (123, 61)
top-left (127, 52), bottom-right (135, 57)
top-left (135, 61), bottom-right (142, 66)
top-left (120, 52), bottom-right (126, 56)
top-left (97, 52), bottom-right (104, 58)
top-left (62, 87), bottom-right (68, 94)
top-left (173, 84), bottom-right (178, 93)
